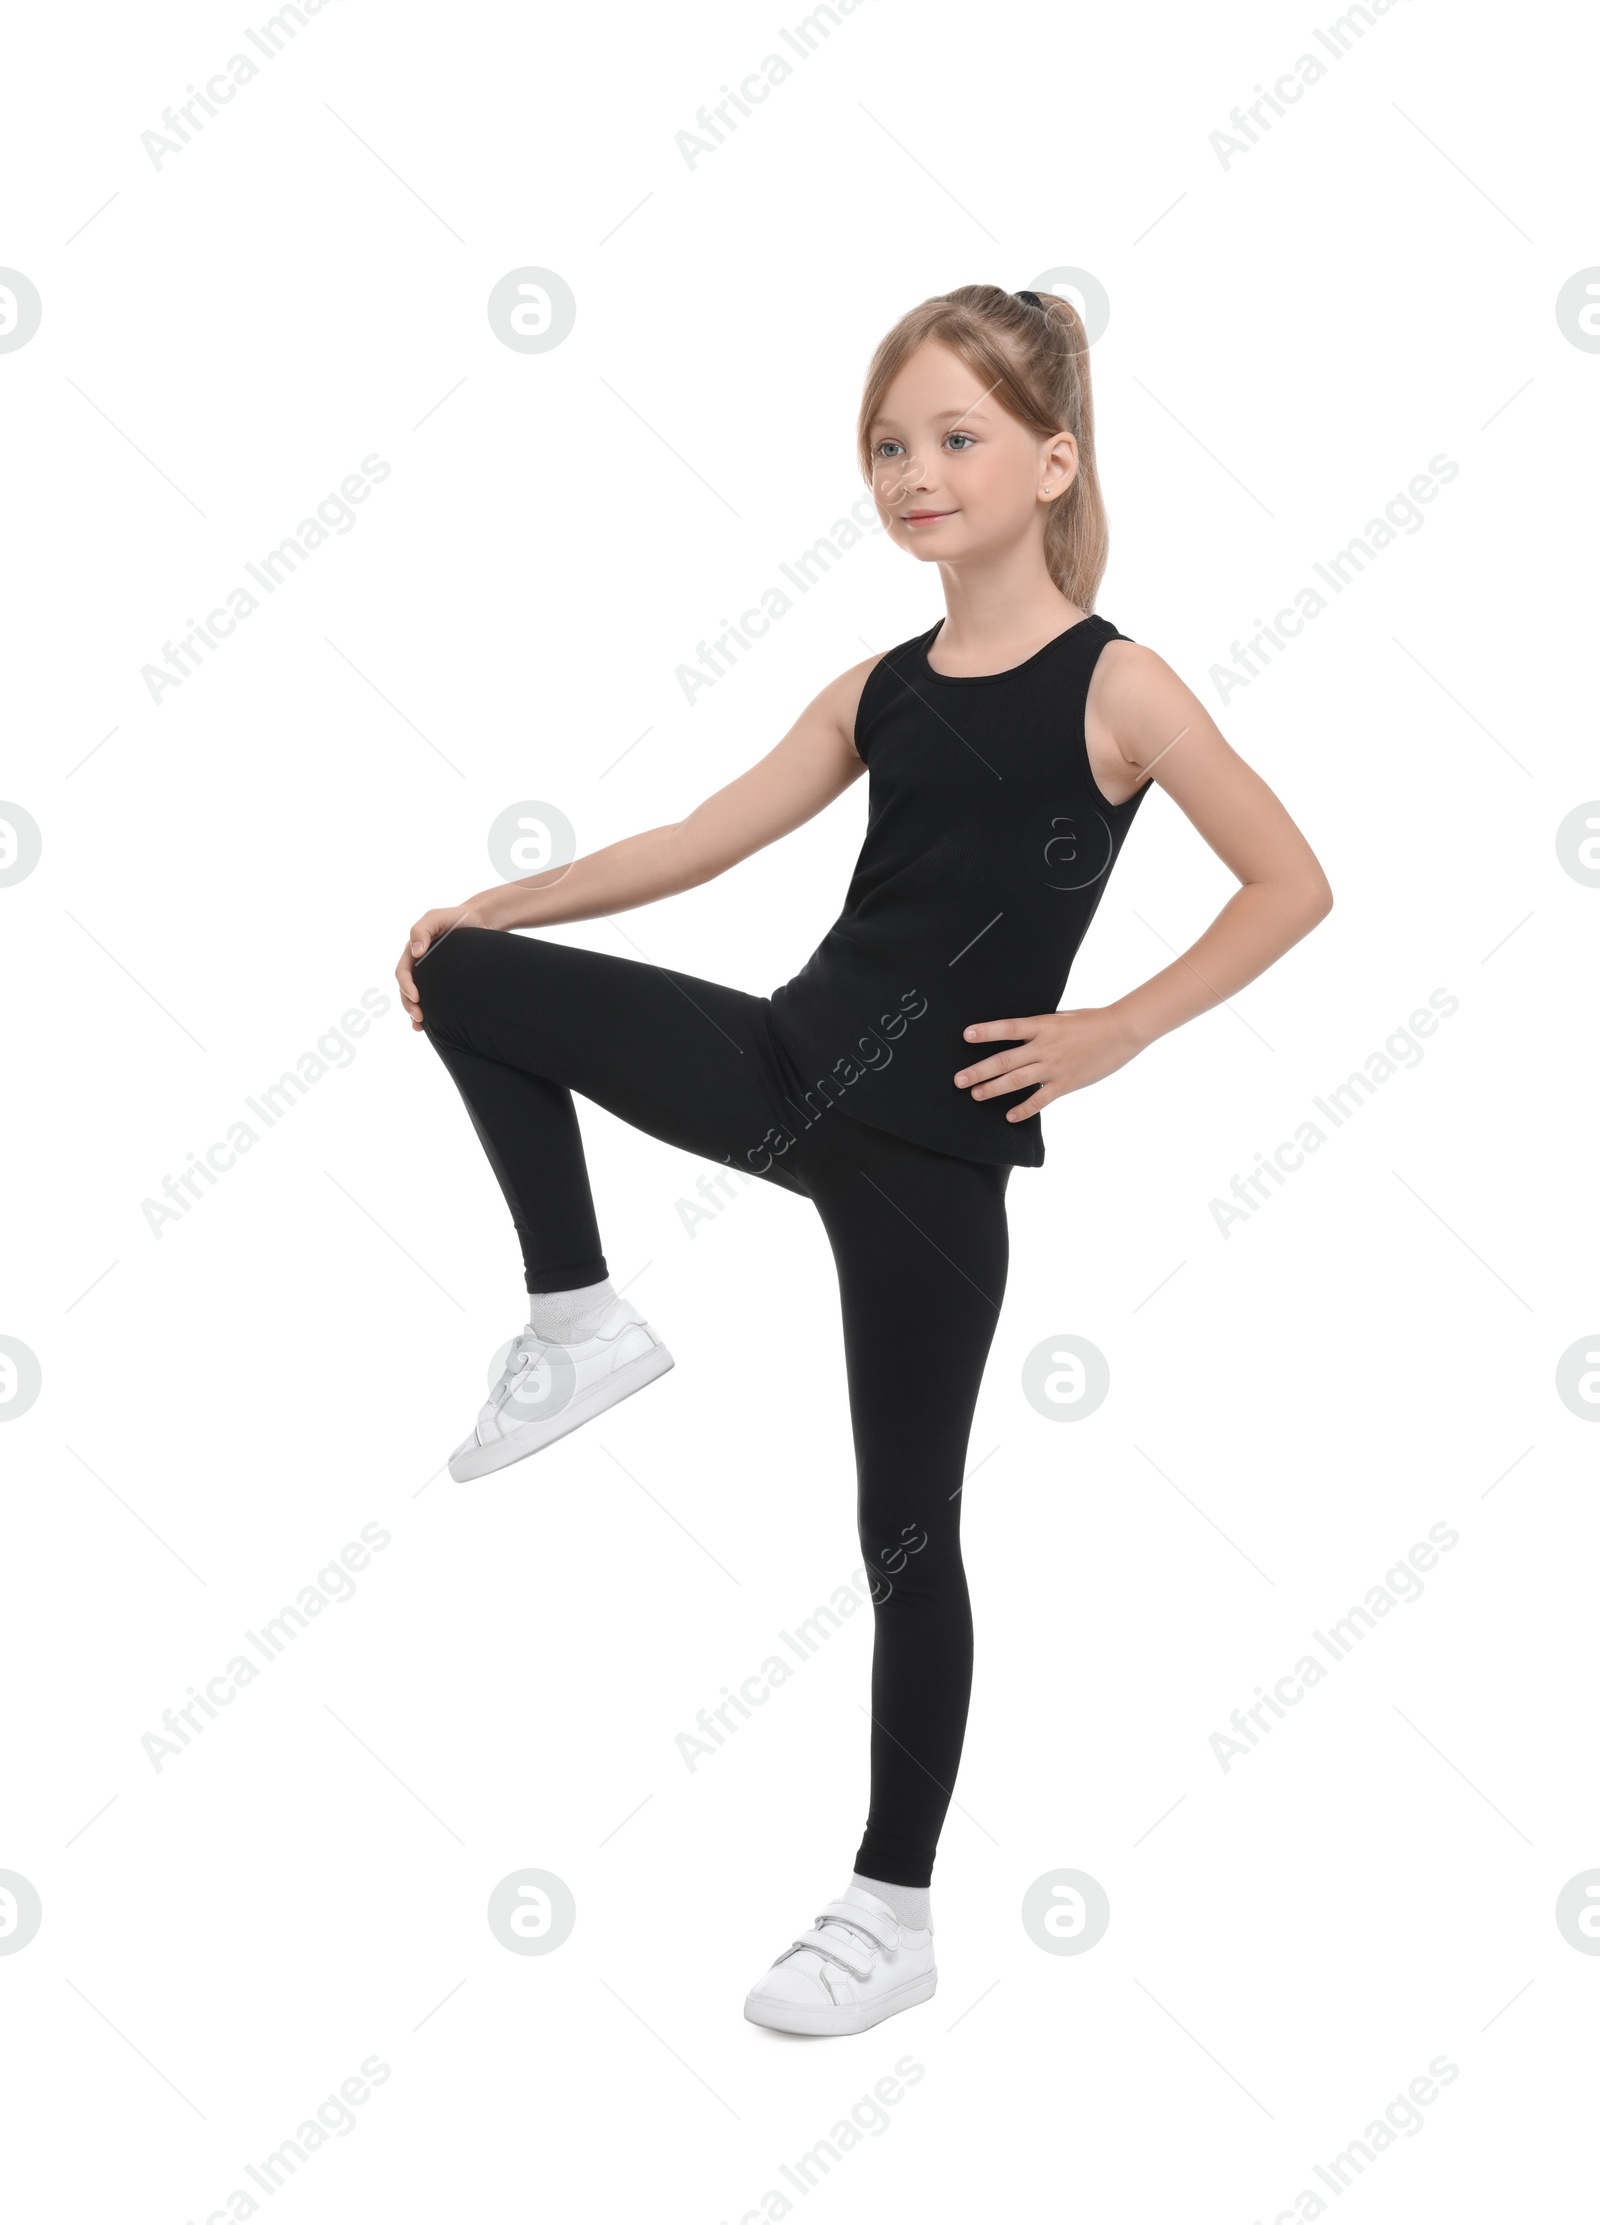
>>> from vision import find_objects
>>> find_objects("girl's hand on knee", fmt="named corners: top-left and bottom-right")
top-left (396, 902), bottom-right (484, 1030)
top-left (953, 1007), bottom-right (1146, 1121)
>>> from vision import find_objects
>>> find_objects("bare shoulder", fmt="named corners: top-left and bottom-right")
top-left (818, 648), bottom-right (891, 763)
top-left (1086, 637), bottom-right (1222, 800)
top-left (1091, 637), bottom-right (1193, 728)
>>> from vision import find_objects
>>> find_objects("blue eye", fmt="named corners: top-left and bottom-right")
top-left (946, 432), bottom-right (973, 451)
top-left (875, 440), bottom-right (905, 459)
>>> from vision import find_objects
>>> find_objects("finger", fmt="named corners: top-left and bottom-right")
top-left (396, 944), bottom-right (428, 1030)
top-left (1005, 1089), bottom-right (1050, 1122)
top-left (954, 1048), bottom-right (1028, 1087)
top-left (974, 1064), bottom-right (1047, 1101)
top-left (961, 1018), bottom-right (1034, 1044)
top-left (417, 908), bottom-right (473, 964)
top-left (963, 1055), bottom-right (1044, 1095)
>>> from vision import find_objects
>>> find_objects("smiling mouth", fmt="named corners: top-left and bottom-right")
top-left (903, 509), bottom-right (957, 524)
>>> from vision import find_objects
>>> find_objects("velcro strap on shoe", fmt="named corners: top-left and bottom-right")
top-left (815, 1900), bottom-right (900, 1952)
top-left (782, 1926), bottom-right (875, 1982)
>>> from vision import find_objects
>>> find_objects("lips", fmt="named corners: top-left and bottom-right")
top-left (903, 509), bottom-right (956, 523)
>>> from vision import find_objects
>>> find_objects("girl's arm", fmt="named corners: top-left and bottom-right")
top-left (956, 641), bottom-right (1335, 1120)
top-left (1096, 640), bottom-right (1333, 1051)
top-left (398, 654), bottom-right (879, 1028)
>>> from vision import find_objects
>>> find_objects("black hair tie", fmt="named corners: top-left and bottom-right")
top-left (1015, 288), bottom-right (1044, 309)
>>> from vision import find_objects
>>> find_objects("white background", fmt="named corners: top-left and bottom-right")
top-left (2, 0), bottom-right (1597, 2217)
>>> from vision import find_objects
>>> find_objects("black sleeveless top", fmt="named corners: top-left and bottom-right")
top-left (765, 613), bottom-right (1151, 1169)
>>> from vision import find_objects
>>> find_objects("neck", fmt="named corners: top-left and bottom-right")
top-left (933, 561), bottom-right (1082, 662)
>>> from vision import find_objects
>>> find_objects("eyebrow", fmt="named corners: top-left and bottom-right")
top-left (869, 404), bottom-right (994, 433)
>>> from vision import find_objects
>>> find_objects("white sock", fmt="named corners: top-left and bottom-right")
top-left (527, 1277), bottom-right (618, 1345)
top-left (851, 1873), bottom-right (931, 1930)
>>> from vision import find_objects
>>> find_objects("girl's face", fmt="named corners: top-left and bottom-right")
top-left (867, 338), bottom-right (1076, 569)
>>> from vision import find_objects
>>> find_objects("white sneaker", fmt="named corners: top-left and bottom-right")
top-left (448, 1297), bottom-right (674, 1482)
top-left (743, 1886), bottom-right (936, 2036)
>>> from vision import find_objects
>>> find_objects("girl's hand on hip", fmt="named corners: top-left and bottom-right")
top-left (396, 902), bottom-right (492, 1031)
top-left (953, 1007), bottom-right (1145, 1122)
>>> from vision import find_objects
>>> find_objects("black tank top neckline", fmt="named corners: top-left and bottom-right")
top-left (917, 611), bottom-right (1096, 685)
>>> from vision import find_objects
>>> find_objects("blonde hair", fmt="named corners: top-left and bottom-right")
top-left (856, 282), bottom-right (1108, 612)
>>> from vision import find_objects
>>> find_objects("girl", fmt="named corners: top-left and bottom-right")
top-left (395, 283), bottom-right (1332, 2037)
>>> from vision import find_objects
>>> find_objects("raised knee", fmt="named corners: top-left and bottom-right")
top-left (413, 922), bottom-right (497, 1028)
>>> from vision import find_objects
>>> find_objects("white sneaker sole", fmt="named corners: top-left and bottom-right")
top-left (743, 1965), bottom-right (936, 2037)
top-left (449, 1343), bottom-right (674, 1482)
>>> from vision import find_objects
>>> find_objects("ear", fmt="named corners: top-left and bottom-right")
top-left (1040, 429), bottom-right (1079, 500)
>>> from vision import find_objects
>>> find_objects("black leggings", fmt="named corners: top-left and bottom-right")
top-left (416, 925), bottom-right (1011, 1888)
